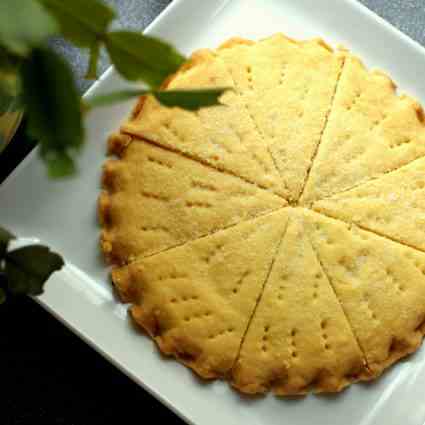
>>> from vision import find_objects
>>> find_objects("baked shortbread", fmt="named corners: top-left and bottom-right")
top-left (99, 33), bottom-right (425, 396)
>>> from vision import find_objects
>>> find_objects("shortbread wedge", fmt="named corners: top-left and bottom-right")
top-left (100, 134), bottom-right (285, 265)
top-left (232, 211), bottom-right (366, 395)
top-left (111, 209), bottom-right (290, 378)
top-left (301, 54), bottom-right (425, 205)
top-left (303, 209), bottom-right (425, 377)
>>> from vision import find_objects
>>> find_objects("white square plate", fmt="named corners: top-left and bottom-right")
top-left (2, 1), bottom-right (425, 424)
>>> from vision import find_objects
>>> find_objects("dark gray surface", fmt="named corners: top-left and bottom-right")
top-left (4, 1), bottom-right (425, 425)
top-left (361, 0), bottom-right (425, 46)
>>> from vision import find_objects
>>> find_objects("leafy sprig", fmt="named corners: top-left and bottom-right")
top-left (0, 0), bottom-right (229, 300)
top-left (0, 0), bottom-right (228, 177)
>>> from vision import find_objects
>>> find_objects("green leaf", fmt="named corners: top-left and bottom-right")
top-left (5, 245), bottom-right (64, 296)
top-left (153, 89), bottom-right (228, 111)
top-left (45, 150), bottom-right (76, 178)
top-left (85, 44), bottom-right (100, 80)
top-left (105, 31), bottom-right (186, 88)
top-left (0, 0), bottom-right (58, 56)
top-left (86, 88), bottom-right (228, 111)
top-left (39, 0), bottom-right (115, 48)
top-left (20, 47), bottom-right (84, 177)
top-left (0, 226), bottom-right (15, 258)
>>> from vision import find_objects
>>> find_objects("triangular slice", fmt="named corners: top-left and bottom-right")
top-left (99, 135), bottom-right (286, 265)
top-left (121, 48), bottom-right (285, 197)
top-left (112, 209), bottom-right (290, 379)
top-left (217, 34), bottom-right (344, 201)
top-left (313, 156), bottom-right (425, 251)
top-left (232, 212), bottom-right (366, 395)
top-left (303, 209), bottom-right (425, 377)
top-left (301, 54), bottom-right (425, 204)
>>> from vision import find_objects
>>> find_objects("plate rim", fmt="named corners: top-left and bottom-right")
top-left (2, 1), bottom-right (425, 425)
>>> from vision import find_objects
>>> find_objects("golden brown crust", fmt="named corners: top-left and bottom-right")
top-left (111, 266), bottom-right (139, 304)
top-left (107, 132), bottom-right (132, 156)
top-left (370, 69), bottom-right (398, 90)
top-left (310, 37), bottom-right (334, 52)
top-left (99, 230), bottom-right (114, 264)
top-left (130, 305), bottom-right (220, 379)
top-left (130, 97), bottom-right (148, 121)
top-left (401, 94), bottom-right (425, 123)
top-left (367, 332), bottom-right (425, 379)
top-left (98, 191), bottom-right (117, 265)
top-left (101, 160), bottom-right (120, 191)
top-left (98, 161), bottom-right (120, 265)
top-left (97, 191), bottom-right (110, 226)
top-left (232, 366), bottom-right (367, 396)
top-left (217, 37), bottom-right (255, 50)
top-left (232, 337), bottom-right (368, 396)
